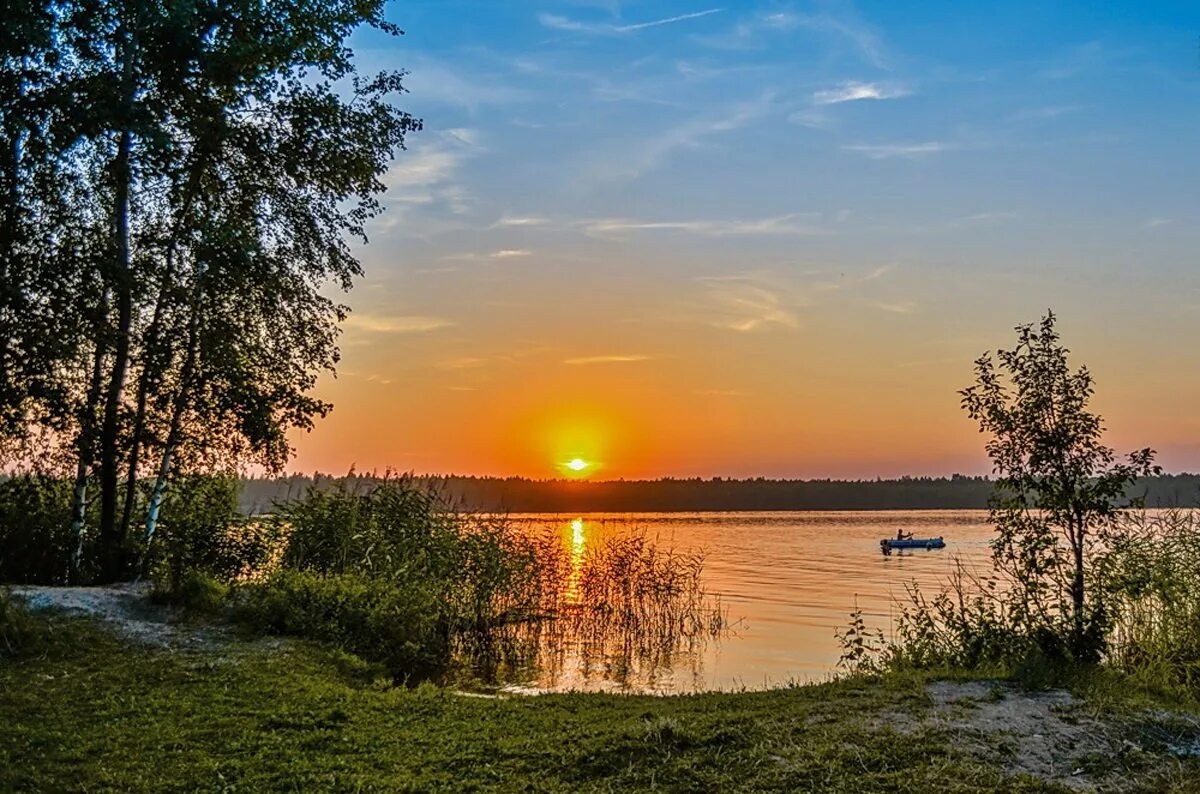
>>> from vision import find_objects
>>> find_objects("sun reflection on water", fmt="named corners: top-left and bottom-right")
top-left (566, 517), bottom-right (586, 603)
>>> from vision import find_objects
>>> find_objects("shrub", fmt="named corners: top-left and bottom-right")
top-left (1101, 510), bottom-right (1200, 696)
top-left (272, 477), bottom-right (554, 632)
top-left (883, 579), bottom-right (1094, 687)
top-left (238, 570), bottom-right (445, 680)
top-left (0, 590), bottom-right (40, 656)
top-left (0, 476), bottom-right (83, 585)
top-left (152, 571), bottom-right (230, 617)
top-left (149, 475), bottom-right (282, 590)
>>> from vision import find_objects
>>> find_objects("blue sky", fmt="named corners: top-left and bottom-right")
top-left (299, 2), bottom-right (1200, 478)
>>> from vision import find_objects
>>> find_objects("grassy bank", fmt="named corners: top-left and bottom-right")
top-left (2, 615), bottom-right (1199, 793)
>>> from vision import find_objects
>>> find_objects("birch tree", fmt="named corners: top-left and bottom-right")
top-left (1, 0), bottom-right (419, 581)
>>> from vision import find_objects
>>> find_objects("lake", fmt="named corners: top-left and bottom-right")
top-left (495, 510), bottom-right (997, 694)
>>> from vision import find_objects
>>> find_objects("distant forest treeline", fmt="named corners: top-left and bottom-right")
top-left (237, 473), bottom-right (1200, 515)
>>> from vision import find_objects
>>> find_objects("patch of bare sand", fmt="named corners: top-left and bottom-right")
top-left (9, 583), bottom-right (237, 651)
top-left (927, 681), bottom-right (1109, 789)
top-left (911, 680), bottom-right (1197, 792)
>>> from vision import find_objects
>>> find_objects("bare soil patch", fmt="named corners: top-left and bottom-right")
top-left (9, 583), bottom-right (231, 650)
top-left (918, 680), bottom-right (1199, 791)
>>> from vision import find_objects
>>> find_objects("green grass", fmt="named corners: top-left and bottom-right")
top-left (1, 618), bottom-right (1197, 793)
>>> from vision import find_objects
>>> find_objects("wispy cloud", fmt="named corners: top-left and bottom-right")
top-left (539, 8), bottom-right (724, 35)
top-left (1011, 104), bottom-right (1083, 122)
top-left (600, 92), bottom-right (776, 180)
top-left (617, 8), bottom-right (724, 32)
top-left (490, 215), bottom-right (550, 228)
top-left (1143, 217), bottom-right (1173, 229)
top-left (563, 354), bottom-right (654, 365)
top-left (411, 265), bottom-right (461, 276)
top-left (438, 247), bottom-right (533, 263)
top-left (861, 263), bottom-right (898, 282)
top-left (866, 299), bottom-right (917, 314)
top-left (809, 263), bottom-right (897, 294)
top-left (803, 13), bottom-right (889, 68)
top-left (380, 129), bottom-right (481, 222)
top-left (384, 148), bottom-right (460, 191)
top-left (697, 276), bottom-right (801, 333)
top-left (1038, 40), bottom-right (1106, 80)
top-left (842, 142), bottom-right (949, 159)
top-left (813, 81), bottom-right (910, 105)
top-left (580, 213), bottom-right (824, 238)
top-left (957, 211), bottom-right (1017, 223)
top-left (405, 59), bottom-right (532, 112)
top-left (691, 265), bottom-right (900, 333)
top-left (344, 314), bottom-right (455, 334)
top-left (788, 108), bottom-right (834, 129)
top-left (699, 10), bottom-right (887, 68)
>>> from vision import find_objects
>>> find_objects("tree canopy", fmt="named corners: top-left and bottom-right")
top-left (0, 0), bottom-right (420, 581)
top-left (961, 311), bottom-right (1158, 660)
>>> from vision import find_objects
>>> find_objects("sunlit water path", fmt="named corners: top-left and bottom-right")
top-left (494, 510), bottom-right (996, 694)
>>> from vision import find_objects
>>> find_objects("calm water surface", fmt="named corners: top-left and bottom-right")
top-left (503, 510), bottom-right (996, 694)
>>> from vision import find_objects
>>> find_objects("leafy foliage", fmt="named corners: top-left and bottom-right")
top-left (0, 475), bottom-right (86, 585)
top-left (835, 601), bottom-right (885, 674)
top-left (885, 569), bottom-right (1053, 676)
top-left (148, 474), bottom-right (280, 591)
top-left (1102, 510), bottom-right (1200, 695)
top-left (0, 589), bottom-right (41, 656)
top-left (238, 570), bottom-right (445, 680)
top-left (960, 311), bottom-right (1157, 661)
top-left (1, 0), bottom-right (420, 582)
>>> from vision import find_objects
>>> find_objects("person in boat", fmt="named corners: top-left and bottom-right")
top-left (895, 529), bottom-right (913, 541)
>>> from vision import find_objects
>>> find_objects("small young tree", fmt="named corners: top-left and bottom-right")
top-left (961, 311), bottom-right (1157, 662)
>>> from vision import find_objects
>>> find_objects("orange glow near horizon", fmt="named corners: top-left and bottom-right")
top-left (286, 296), bottom-right (1200, 480)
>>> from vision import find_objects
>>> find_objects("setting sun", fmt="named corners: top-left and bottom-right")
top-left (566, 458), bottom-right (589, 472)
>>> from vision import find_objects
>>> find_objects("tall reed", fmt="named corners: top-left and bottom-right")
top-left (1102, 509), bottom-right (1200, 695)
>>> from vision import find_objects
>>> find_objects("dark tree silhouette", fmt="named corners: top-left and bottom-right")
top-left (0, 0), bottom-right (420, 581)
top-left (961, 311), bottom-right (1158, 660)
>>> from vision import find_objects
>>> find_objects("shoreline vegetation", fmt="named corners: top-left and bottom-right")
top-left (4, 598), bottom-right (1200, 791)
top-left (236, 472), bottom-right (1200, 515)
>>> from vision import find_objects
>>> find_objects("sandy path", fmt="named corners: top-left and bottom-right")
top-left (9, 583), bottom-right (227, 649)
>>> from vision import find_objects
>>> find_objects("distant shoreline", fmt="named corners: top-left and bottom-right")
top-left (237, 473), bottom-right (1200, 515)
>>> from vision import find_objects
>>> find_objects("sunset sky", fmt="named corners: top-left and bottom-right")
top-left (292, 1), bottom-right (1200, 479)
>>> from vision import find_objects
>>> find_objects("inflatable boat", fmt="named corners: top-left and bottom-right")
top-left (880, 536), bottom-right (946, 553)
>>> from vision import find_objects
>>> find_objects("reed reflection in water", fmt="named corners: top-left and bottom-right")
top-left (451, 516), bottom-right (729, 694)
